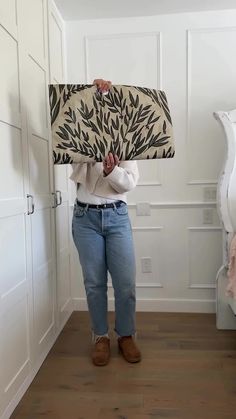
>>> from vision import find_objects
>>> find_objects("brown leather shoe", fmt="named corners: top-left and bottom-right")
top-left (118, 336), bottom-right (141, 363)
top-left (91, 337), bottom-right (110, 366)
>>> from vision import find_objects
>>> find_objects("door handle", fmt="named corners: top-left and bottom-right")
top-left (27, 194), bottom-right (35, 215)
top-left (56, 190), bottom-right (62, 206)
top-left (51, 192), bottom-right (57, 208)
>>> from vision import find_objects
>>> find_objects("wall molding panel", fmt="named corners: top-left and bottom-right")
top-left (84, 31), bottom-right (162, 88)
top-left (137, 159), bottom-right (162, 186)
top-left (187, 227), bottom-right (222, 289)
top-left (186, 26), bottom-right (236, 185)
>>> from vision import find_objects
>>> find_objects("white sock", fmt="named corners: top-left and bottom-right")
top-left (92, 332), bottom-right (109, 343)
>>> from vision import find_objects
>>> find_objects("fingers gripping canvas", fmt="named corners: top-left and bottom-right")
top-left (49, 84), bottom-right (174, 164)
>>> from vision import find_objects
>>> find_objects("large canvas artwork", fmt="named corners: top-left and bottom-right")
top-left (49, 84), bottom-right (174, 164)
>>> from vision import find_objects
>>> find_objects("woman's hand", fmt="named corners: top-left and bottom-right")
top-left (103, 152), bottom-right (119, 176)
top-left (93, 79), bottom-right (112, 93)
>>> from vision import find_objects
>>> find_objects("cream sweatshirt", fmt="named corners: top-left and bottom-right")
top-left (70, 161), bottom-right (139, 203)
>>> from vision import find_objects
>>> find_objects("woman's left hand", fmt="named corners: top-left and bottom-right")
top-left (103, 152), bottom-right (119, 176)
top-left (93, 79), bottom-right (112, 93)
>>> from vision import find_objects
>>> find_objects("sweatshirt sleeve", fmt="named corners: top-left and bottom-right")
top-left (105, 161), bottom-right (139, 193)
top-left (69, 163), bottom-right (86, 183)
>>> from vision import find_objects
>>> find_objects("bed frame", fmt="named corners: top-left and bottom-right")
top-left (214, 109), bottom-right (236, 329)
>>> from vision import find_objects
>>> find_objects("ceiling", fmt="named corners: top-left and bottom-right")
top-left (54, 0), bottom-right (236, 21)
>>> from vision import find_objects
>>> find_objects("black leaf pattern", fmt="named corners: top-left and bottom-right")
top-left (51, 98), bottom-right (61, 126)
top-left (49, 84), bottom-right (174, 164)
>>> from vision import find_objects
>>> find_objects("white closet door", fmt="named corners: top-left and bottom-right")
top-left (48, 1), bottom-right (73, 328)
top-left (0, 4), bottom-right (32, 414)
top-left (18, 0), bottom-right (57, 361)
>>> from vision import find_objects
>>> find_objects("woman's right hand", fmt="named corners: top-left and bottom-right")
top-left (93, 79), bottom-right (112, 93)
top-left (103, 152), bottom-right (119, 176)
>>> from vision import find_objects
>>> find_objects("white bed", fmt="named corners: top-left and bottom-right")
top-left (214, 109), bottom-right (236, 329)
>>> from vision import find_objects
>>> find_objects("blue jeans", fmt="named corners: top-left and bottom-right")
top-left (72, 200), bottom-right (136, 336)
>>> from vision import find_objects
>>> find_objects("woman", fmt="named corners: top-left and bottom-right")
top-left (71, 79), bottom-right (141, 366)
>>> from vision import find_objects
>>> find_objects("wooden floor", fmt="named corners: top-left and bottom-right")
top-left (11, 311), bottom-right (236, 419)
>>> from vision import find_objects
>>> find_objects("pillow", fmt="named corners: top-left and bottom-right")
top-left (49, 84), bottom-right (174, 164)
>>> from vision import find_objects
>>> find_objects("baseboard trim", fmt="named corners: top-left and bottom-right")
top-left (73, 297), bottom-right (216, 313)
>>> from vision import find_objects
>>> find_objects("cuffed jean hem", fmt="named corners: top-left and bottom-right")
top-left (114, 329), bottom-right (137, 338)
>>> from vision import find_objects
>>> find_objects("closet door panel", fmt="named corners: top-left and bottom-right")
top-left (0, 294), bottom-right (30, 411)
top-left (57, 246), bottom-right (70, 311)
top-left (0, 0), bottom-right (17, 39)
top-left (48, 0), bottom-right (72, 328)
top-left (0, 124), bottom-right (24, 200)
top-left (31, 207), bottom-right (54, 351)
top-left (0, 0), bottom-right (66, 415)
top-left (49, 11), bottom-right (64, 82)
top-left (57, 204), bottom-right (69, 250)
top-left (56, 204), bottom-right (70, 310)
top-left (0, 9), bottom-right (31, 415)
top-left (20, 0), bottom-right (46, 67)
top-left (54, 165), bottom-right (68, 196)
top-left (29, 135), bottom-right (50, 196)
top-left (17, 0), bottom-right (57, 362)
top-left (0, 215), bottom-right (26, 295)
top-left (0, 210), bottom-right (30, 412)
top-left (0, 25), bottom-right (20, 126)
top-left (26, 57), bottom-right (48, 139)
top-left (27, 68), bottom-right (55, 352)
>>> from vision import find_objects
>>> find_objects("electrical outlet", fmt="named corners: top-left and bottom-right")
top-left (136, 202), bottom-right (151, 216)
top-left (141, 257), bottom-right (152, 273)
top-left (203, 187), bottom-right (217, 202)
top-left (203, 208), bottom-right (213, 224)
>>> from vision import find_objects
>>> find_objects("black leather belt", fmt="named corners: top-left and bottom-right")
top-left (76, 199), bottom-right (124, 209)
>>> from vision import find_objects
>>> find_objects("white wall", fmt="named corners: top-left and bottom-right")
top-left (65, 9), bottom-right (236, 312)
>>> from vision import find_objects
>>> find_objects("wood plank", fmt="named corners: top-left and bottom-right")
top-left (11, 311), bottom-right (236, 418)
